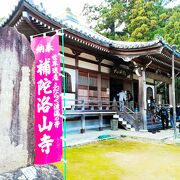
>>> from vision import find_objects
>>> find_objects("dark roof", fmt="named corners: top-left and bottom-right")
top-left (1, 0), bottom-right (179, 55)
top-left (1, 0), bottom-right (180, 76)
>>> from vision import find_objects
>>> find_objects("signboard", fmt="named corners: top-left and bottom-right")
top-left (111, 66), bottom-right (130, 78)
top-left (31, 34), bottom-right (62, 164)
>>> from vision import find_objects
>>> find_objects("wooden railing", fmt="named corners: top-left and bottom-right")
top-left (116, 103), bottom-right (143, 130)
top-left (63, 99), bottom-right (118, 133)
top-left (64, 99), bottom-right (118, 111)
top-left (63, 99), bottom-right (145, 131)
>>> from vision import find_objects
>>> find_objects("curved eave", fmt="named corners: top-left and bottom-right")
top-left (0, 0), bottom-right (24, 27)
top-left (110, 43), bottom-right (163, 62)
top-left (21, 1), bottom-right (111, 48)
top-left (111, 41), bottom-right (180, 74)
top-left (110, 39), bottom-right (161, 50)
top-left (111, 42), bottom-right (162, 53)
top-left (2, 0), bottom-right (180, 65)
top-left (1, 1), bottom-right (108, 49)
top-left (2, 0), bottom-right (110, 54)
top-left (162, 42), bottom-right (180, 58)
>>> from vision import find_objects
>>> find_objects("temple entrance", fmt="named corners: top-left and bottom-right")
top-left (156, 81), bottom-right (169, 105)
top-left (110, 78), bottom-right (123, 101)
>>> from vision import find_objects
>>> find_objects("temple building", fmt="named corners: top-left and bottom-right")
top-left (1, 0), bottom-right (180, 133)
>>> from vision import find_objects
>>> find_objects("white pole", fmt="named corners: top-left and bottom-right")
top-left (172, 51), bottom-right (177, 138)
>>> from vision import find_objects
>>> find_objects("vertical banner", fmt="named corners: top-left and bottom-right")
top-left (31, 34), bottom-right (62, 164)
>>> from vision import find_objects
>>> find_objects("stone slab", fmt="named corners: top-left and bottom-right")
top-left (0, 165), bottom-right (63, 180)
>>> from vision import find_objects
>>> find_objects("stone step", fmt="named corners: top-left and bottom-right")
top-left (113, 114), bottom-right (119, 119)
top-left (113, 112), bottom-right (137, 131)
top-left (130, 127), bottom-right (136, 131)
top-left (147, 124), bottom-right (162, 130)
top-left (122, 121), bottom-right (127, 125)
top-left (148, 121), bottom-right (162, 125)
top-left (126, 124), bottom-right (131, 128)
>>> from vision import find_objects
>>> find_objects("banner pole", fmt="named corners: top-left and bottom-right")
top-left (172, 48), bottom-right (177, 139)
top-left (61, 28), bottom-right (67, 180)
top-left (30, 28), bottom-right (68, 38)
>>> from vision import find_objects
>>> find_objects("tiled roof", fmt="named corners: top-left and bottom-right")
top-left (0, 0), bottom-right (180, 56)
top-left (111, 39), bottom-right (160, 49)
top-left (61, 17), bottom-right (112, 45)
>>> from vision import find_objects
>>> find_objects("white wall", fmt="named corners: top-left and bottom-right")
top-left (64, 56), bottom-right (75, 66)
top-left (64, 93), bottom-right (76, 109)
top-left (146, 78), bottom-right (154, 84)
top-left (101, 66), bottom-right (110, 73)
top-left (79, 60), bottom-right (98, 71)
top-left (64, 47), bottom-right (73, 55)
top-left (79, 53), bottom-right (96, 61)
top-left (102, 59), bottom-right (114, 66)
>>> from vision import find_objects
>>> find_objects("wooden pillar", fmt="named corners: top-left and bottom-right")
top-left (72, 50), bottom-right (81, 100)
top-left (169, 84), bottom-right (173, 106)
top-left (164, 83), bottom-right (168, 104)
top-left (154, 80), bottom-right (157, 102)
top-left (99, 114), bottom-right (103, 131)
top-left (96, 57), bottom-right (103, 100)
top-left (138, 70), bottom-right (147, 130)
top-left (81, 114), bottom-right (85, 133)
top-left (172, 52), bottom-right (177, 136)
top-left (97, 57), bottom-right (103, 131)
top-left (130, 71), bottom-right (134, 110)
top-left (97, 74), bottom-right (101, 100)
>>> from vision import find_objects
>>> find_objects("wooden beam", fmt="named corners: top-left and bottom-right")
top-left (24, 16), bottom-right (41, 34)
top-left (110, 46), bottom-right (163, 61)
top-left (72, 50), bottom-right (81, 100)
top-left (146, 72), bottom-right (171, 84)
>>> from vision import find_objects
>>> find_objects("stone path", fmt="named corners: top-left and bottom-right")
top-left (66, 128), bottom-right (180, 146)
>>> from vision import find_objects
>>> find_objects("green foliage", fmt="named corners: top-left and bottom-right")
top-left (83, 0), bottom-right (180, 49)
top-left (128, 0), bottom-right (159, 41)
top-left (82, 3), bottom-right (102, 27)
top-left (55, 140), bottom-right (180, 179)
top-left (164, 6), bottom-right (180, 50)
top-left (83, 0), bottom-right (126, 39)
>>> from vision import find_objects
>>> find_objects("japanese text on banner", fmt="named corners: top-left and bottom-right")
top-left (31, 34), bottom-right (63, 165)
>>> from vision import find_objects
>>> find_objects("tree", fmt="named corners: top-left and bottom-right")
top-left (127, 0), bottom-right (159, 41)
top-left (163, 6), bottom-right (180, 50)
top-left (82, 3), bottom-right (103, 28)
top-left (83, 0), bottom-right (127, 40)
top-left (83, 0), bottom-right (180, 48)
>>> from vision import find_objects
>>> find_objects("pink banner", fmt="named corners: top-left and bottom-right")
top-left (31, 34), bottom-right (62, 164)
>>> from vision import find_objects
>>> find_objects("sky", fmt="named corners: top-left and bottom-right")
top-left (0, 0), bottom-right (179, 25)
top-left (0, 0), bottom-right (103, 25)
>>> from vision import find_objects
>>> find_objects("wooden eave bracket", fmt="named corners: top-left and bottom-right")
top-left (113, 46), bottom-right (164, 62)
top-left (96, 57), bottom-right (103, 64)
top-left (72, 50), bottom-right (81, 57)
top-left (22, 11), bottom-right (41, 34)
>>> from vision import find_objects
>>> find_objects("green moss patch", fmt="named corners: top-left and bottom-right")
top-left (55, 139), bottom-right (180, 180)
